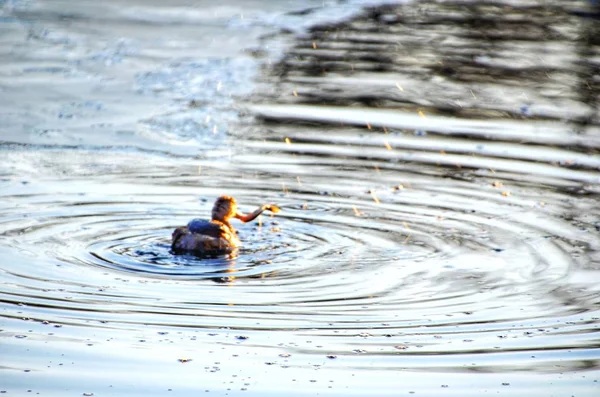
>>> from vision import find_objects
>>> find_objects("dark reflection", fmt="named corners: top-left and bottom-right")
top-left (573, 0), bottom-right (600, 130)
top-left (268, 0), bottom-right (599, 126)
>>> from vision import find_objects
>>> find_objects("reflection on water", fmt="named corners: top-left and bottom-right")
top-left (1, 0), bottom-right (600, 396)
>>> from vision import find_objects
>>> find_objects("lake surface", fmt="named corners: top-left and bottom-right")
top-left (1, 0), bottom-right (599, 396)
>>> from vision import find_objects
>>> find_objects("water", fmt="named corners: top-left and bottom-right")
top-left (1, 0), bottom-right (600, 396)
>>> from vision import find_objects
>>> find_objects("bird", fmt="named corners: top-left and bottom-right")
top-left (171, 195), bottom-right (280, 256)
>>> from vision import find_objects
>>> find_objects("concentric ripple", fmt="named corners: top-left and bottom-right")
top-left (2, 148), bottom-right (598, 327)
top-left (1, 144), bottom-right (599, 394)
top-left (0, 177), bottom-right (429, 280)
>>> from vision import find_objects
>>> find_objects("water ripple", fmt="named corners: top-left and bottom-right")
top-left (1, 0), bottom-right (600, 395)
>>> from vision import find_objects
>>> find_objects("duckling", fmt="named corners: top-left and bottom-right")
top-left (171, 195), bottom-right (280, 255)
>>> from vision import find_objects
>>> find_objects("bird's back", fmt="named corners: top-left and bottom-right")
top-left (187, 219), bottom-right (225, 238)
top-left (171, 218), bottom-right (239, 255)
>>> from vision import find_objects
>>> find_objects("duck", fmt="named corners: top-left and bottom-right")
top-left (171, 195), bottom-right (280, 255)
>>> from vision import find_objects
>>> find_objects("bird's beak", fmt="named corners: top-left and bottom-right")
top-left (234, 211), bottom-right (245, 220)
